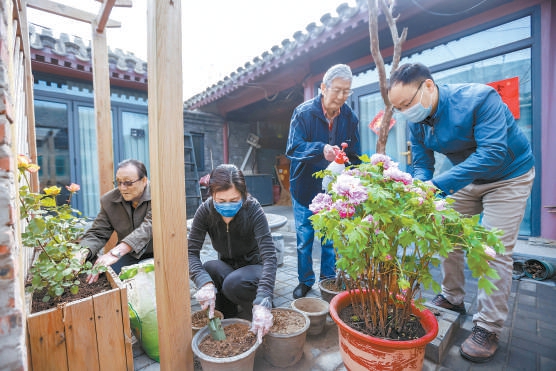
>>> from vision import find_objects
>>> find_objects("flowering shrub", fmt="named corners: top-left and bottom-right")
top-left (18, 155), bottom-right (104, 302)
top-left (310, 153), bottom-right (504, 338)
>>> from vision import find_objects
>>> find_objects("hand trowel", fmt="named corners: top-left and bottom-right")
top-left (207, 310), bottom-right (226, 340)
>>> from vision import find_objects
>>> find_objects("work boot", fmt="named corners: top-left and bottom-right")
top-left (431, 294), bottom-right (466, 315)
top-left (460, 325), bottom-right (498, 363)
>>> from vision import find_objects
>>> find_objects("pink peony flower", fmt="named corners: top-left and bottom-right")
top-left (434, 199), bottom-right (448, 211)
top-left (332, 174), bottom-right (368, 204)
top-left (309, 193), bottom-right (333, 214)
top-left (483, 245), bottom-right (496, 258)
top-left (383, 167), bottom-right (413, 185)
top-left (66, 183), bottom-right (81, 193)
top-left (370, 153), bottom-right (396, 169)
top-left (333, 200), bottom-right (355, 218)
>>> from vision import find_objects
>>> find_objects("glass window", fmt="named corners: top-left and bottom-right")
top-left (358, 93), bottom-right (408, 170)
top-left (77, 106), bottom-right (101, 217)
top-left (34, 100), bottom-right (71, 206)
top-left (352, 16), bottom-right (531, 89)
top-left (121, 111), bottom-right (150, 171)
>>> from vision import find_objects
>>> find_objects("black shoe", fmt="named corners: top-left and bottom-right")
top-left (431, 294), bottom-right (467, 315)
top-left (293, 283), bottom-right (311, 299)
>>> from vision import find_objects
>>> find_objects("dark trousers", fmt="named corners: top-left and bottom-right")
top-left (204, 260), bottom-right (262, 318)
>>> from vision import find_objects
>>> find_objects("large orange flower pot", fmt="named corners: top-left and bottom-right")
top-left (329, 290), bottom-right (439, 371)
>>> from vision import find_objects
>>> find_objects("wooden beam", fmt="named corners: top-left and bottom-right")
top-left (26, 0), bottom-right (121, 28)
top-left (147, 0), bottom-right (192, 369)
top-left (91, 22), bottom-right (115, 196)
top-left (95, 0), bottom-right (133, 7)
top-left (20, 2), bottom-right (39, 192)
top-left (95, 0), bottom-right (116, 33)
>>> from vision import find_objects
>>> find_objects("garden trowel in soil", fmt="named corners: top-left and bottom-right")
top-left (207, 310), bottom-right (226, 340)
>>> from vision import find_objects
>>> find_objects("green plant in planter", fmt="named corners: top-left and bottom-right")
top-left (309, 153), bottom-right (504, 339)
top-left (18, 155), bottom-right (105, 302)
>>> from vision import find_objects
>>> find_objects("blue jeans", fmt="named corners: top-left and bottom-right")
top-left (292, 197), bottom-right (336, 287)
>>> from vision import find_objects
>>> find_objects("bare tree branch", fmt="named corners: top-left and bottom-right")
top-left (367, 0), bottom-right (407, 154)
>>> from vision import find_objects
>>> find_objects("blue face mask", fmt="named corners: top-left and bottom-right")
top-left (400, 89), bottom-right (432, 123)
top-left (214, 199), bottom-right (243, 217)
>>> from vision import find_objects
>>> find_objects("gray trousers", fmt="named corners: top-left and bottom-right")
top-left (441, 167), bottom-right (535, 336)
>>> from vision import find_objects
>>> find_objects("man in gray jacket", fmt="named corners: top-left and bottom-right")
top-left (80, 159), bottom-right (153, 283)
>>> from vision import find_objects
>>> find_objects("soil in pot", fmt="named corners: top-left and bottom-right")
top-left (198, 322), bottom-right (257, 358)
top-left (191, 310), bottom-right (224, 331)
top-left (339, 303), bottom-right (425, 340)
top-left (270, 308), bottom-right (307, 333)
top-left (524, 259), bottom-right (555, 280)
top-left (30, 273), bottom-right (112, 313)
top-left (319, 277), bottom-right (345, 302)
top-left (262, 308), bottom-right (310, 367)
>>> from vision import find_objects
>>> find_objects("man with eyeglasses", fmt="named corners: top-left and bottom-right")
top-left (286, 64), bottom-right (361, 299)
top-left (388, 62), bottom-right (534, 363)
top-left (78, 159), bottom-right (153, 283)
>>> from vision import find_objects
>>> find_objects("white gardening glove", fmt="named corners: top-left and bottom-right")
top-left (194, 283), bottom-right (216, 318)
top-left (250, 304), bottom-right (273, 343)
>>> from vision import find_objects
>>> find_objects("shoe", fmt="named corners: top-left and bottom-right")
top-left (460, 326), bottom-right (498, 363)
top-left (431, 294), bottom-right (466, 315)
top-left (293, 283), bottom-right (311, 299)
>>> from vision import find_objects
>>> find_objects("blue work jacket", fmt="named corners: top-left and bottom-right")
top-left (410, 83), bottom-right (534, 195)
top-left (286, 94), bottom-right (361, 206)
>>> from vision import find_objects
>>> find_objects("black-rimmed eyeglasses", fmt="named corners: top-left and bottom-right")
top-left (115, 178), bottom-right (142, 188)
top-left (392, 80), bottom-right (425, 113)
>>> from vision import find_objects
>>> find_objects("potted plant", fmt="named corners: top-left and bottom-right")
top-left (309, 153), bottom-right (504, 370)
top-left (18, 155), bottom-right (134, 370)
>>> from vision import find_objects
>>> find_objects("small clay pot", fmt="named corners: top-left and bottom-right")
top-left (291, 297), bottom-right (329, 336)
top-left (318, 277), bottom-right (344, 303)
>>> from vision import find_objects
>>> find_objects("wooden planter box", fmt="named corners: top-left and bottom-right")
top-left (26, 267), bottom-right (134, 371)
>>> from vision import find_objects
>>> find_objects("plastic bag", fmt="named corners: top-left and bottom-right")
top-left (119, 259), bottom-right (159, 362)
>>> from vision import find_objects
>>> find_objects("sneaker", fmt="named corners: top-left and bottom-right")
top-left (431, 294), bottom-right (466, 315)
top-left (460, 326), bottom-right (498, 363)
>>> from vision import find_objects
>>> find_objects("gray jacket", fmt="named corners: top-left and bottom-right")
top-left (80, 184), bottom-right (152, 258)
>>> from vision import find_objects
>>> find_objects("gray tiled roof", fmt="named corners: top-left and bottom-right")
top-left (183, 0), bottom-right (367, 109)
top-left (29, 23), bottom-right (148, 84)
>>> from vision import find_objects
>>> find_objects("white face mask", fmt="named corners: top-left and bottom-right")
top-left (400, 89), bottom-right (432, 123)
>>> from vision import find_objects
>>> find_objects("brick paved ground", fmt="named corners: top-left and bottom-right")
top-left (133, 205), bottom-right (556, 371)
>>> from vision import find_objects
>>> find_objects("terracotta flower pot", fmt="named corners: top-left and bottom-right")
top-left (329, 290), bottom-right (439, 371)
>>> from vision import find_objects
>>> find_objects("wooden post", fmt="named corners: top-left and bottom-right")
top-left (91, 21), bottom-right (114, 196)
top-left (147, 0), bottom-right (192, 369)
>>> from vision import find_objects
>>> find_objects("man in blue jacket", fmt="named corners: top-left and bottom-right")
top-left (286, 64), bottom-right (361, 299)
top-left (388, 62), bottom-right (535, 363)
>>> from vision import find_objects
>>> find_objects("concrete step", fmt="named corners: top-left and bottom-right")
top-left (424, 304), bottom-right (461, 364)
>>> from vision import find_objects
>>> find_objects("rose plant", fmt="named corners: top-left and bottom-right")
top-left (18, 155), bottom-right (104, 303)
top-left (309, 153), bottom-right (504, 339)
